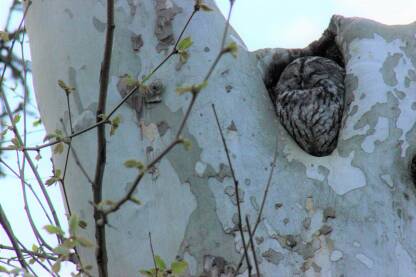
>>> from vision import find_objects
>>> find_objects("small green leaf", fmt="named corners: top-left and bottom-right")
top-left (155, 255), bottom-right (166, 270)
top-left (0, 31), bottom-right (10, 42)
top-left (224, 42), bottom-right (238, 58)
top-left (31, 244), bottom-right (39, 252)
top-left (171, 260), bottom-right (188, 275)
top-left (139, 270), bottom-right (153, 277)
top-left (121, 74), bottom-right (140, 87)
top-left (12, 114), bottom-right (21, 124)
top-left (29, 258), bottom-right (36, 265)
top-left (52, 260), bottom-right (61, 273)
top-left (124, 159), bottom-right (145, 170)
top-left (177, 37), bottom-right (193, 51)
top-left (180, 138), bottom-right (192, 151)
top-left (58, 80), bottom-right (75, 95)
top-left (176, 85), bottom-right (193, 95)
top-left (110, 115), bottom-right (121, 136)
top-left (129, 196), bottom-right (142, 205)
top-left (75, 236), bottom-right (94, 248)
top-left (0, 265), bottom-right (8, 273)
top-left (46, 177), bottom-right (57, 186)
top-left (54, 142), bottom-right (64, 154)
top-left (199, 3), bottom-right (213, 11)
top-left (61, 238), bottom-right (76, 249)
top-left (32, 118), bottom-right (42, 127)
top-left (179, 51), bottom-right (189, 64)
top-left (53, 245), bottom-right (70, 256)
top-left (195, 0), bottom-right (213, 11)
top-left (69, 214), bottom-right (79, 236)
top-left (11, 137), bottom-right (20, 148)
top-left (176, 81), bottom-right (208, 95)
top-left (43, 225), bottom-right (65, 236)
top-left (55, 169), bottom-right (62, 178)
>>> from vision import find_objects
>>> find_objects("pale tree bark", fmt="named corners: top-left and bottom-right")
top-left (25, 0), bottom-right (416, 276)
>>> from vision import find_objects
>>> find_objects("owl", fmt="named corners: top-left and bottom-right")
top-left (273, 56), bottom-right (345, 157)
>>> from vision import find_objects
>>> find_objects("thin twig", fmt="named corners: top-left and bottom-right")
top-left (0, 204), bottom-right (28, 271)
top-left (245, 216), bottom-right (260, 277)
top-left (148, 232), bottom-right (159, 276)
top-left (0, 158), bottom-right (54, 225)
top-left (236, 136), bottom-right (278, 274)
top-left (60, 119), bottom-right (94, 185)
top-left (61, 94), bottom-right (74, 215)
top-left (0, 244), bottom-right (57, 261)
top-left (211, 104), bottom-right (251, 275)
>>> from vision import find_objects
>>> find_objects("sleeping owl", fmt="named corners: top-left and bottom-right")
top-left (273, 56), bottom-right (345, 157)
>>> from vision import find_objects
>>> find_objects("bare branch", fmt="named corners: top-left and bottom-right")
top-left (236, 136), bottom-right (278, 274)
top-left (93, 0), bottom-right (115, 275)
top-left (211, 104), bottom-right (251, 275)
top-left (0, 204), bottom-right (29, 271)
top-left (245, 216), bottom-right (260, 277)
top-left (148, 232), bottom-right (159, 276)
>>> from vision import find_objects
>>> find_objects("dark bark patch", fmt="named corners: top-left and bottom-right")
top-left (154, 0), bottom-right (182, 53)
top-left (131, 34), bottom-right (143, 52)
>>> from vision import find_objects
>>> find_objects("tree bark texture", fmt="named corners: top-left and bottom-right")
top-left (26, 0), bottom-right (416, 276)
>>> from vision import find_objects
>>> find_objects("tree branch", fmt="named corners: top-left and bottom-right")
top-left (93, 0), bottom-right (115, 275)
top-left (0, 204), bottom-right (29, 272)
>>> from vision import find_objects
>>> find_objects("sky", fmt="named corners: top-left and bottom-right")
top-left (0, 0), bottom-right (415, 275)
top-left (214, 0), bottom-right (416, 49)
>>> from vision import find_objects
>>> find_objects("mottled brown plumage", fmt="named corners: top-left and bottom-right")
top-left (274, 56), bottom-right (345, 156)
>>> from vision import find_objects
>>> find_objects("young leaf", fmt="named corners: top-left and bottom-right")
top-left (61, 238), bottom-right (76, 249)
top-left (155, 255), bottom-right (166, 270)
top-left (195, 0), bottom-right (213, 11)
top-left (129, 196), bottom-right (142, 205)
top-left (75, 236), bottom-right (94, 248)
top-left (171, 260), bottom-right (188, 275)
top-left (110, 115), bottom-right (121, 136)
top-left (43, 225), bottom-right (65, 236)
top-left (124, 159), bottom-right (145, 170)
top-left (139, 270), bottom-right (154, 277)
top-left (52, 260), bottom-right (61, 273)
top-left (179, 51), bottom-right (189, 65)
top-left (53, 142), bottom-right (64, 154)
top-left (177, 37), bottom-right (193, 51)
top-left (53, 245), bottom-right (70, 256)
top-left (0, 31), bottom-right (10, 42)
top-left (45, 177), bottom-right (58, 186)
top-left (224, 42), bottom-right (238, 58)
top-left (55, 169), bottom-right (62, 178)
top-left (58, 80), bottom-right (75, 95)
top-left (12, 114), bottom-right (21, 124)
top-left (176, 81), bottom-right (207, 95)
top-left (0, 265), bottom-right (8, 273)
top-left (11, 137), bottom-right (20, 148)
top-left (180, 138), bottom-right (192, 151)
top-left (32, 118), bottom-right (42, 127)
top-left (199, 3), bottom-right (213, 11)
top-left (69, 214), bottom-right (79, 236)
top-left (31, 244), bottom-right (39, 252)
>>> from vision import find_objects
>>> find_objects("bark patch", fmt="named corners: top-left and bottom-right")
top-left (154, 0), bottom-right (182, 52)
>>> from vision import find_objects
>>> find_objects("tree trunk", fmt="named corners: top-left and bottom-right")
top-left (25, 0), bottom-right (416, 276)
